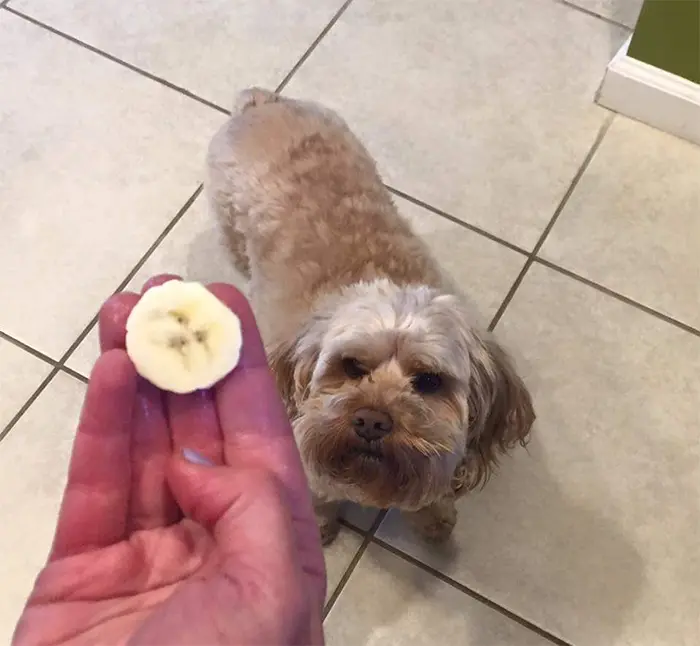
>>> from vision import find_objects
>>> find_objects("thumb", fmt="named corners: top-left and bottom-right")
top-left (167, 450), bottom-right (300, 568)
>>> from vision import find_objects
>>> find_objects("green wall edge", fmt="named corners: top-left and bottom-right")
top-left (628, 0), bottom-right (700, 84)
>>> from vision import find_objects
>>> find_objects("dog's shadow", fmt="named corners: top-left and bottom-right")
top-left (340, 436), bottom-right (645, 645)
top-left (184, 226), bottom-right (249, 290)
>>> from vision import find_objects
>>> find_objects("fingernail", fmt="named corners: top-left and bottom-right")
top-left (182, 448), bottom-right (215, 466)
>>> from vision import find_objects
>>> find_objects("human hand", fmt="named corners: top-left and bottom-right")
top-left (13, 275), bottom-right (326, 645)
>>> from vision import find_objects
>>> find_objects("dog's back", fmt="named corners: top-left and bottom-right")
top-left (207, 87), bottom-right (392, 257)
top-left (206, 89), bottom-right (444, 335)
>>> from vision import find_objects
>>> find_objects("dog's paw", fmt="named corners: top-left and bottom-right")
top-left (319, 519), bottom-right (341, 546)
top-left (406, 501), bottom-right (457, 544)
top-left (417, 515), bottom-right (456, 543)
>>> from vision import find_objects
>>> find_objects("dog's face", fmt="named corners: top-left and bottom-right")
top-left (270, 281), bottom-right (534, 511)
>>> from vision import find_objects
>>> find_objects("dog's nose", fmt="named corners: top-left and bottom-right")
top-left (352, 408), bottom-right (393, 441)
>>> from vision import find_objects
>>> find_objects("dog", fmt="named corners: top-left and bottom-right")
top-left (206, 88), bottom-right (535, 545)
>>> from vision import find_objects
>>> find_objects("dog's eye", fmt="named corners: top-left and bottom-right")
top-left (412, 372), bottom-right (443, 394)
top-left (342, 357), bottom-right (368, 379)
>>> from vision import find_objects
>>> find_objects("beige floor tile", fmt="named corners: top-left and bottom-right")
top-left (65, 327), bottom-right (100, 377)
top-left (286, 0), bottom-right (627, 248)
top-left (325, 543), bottom-right (552, 645)
top-left (398, 197), bottom-right (527, 325)
top-left (0, 373), bottom-right (85, 644)
top-left (567, 0), bottom-right (643, 27)
top-left (0, 13), bottom-right (224, 359)
top-left (0, 341), bottom-right (52, 431)
top-left (324, 527), bottom-right (364, 603)
top-left (541, 116), bottom-right (700, 330)
top-left (66, 194), bottom-right (249, 375)
top-left (377, 264), bottom-right (700, 646)
top-left (11, 0), bottom-right (346, 107)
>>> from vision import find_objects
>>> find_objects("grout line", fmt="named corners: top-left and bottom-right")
top-left (5, 0), bottom-right (671, 343)
top-left (1, 6), bottom-right (229, 115)
top-left (487, 259), bottom-right (528, 332)
top-left (336, 518), bottom-right (367, 537)
top-left (371, 537), bottom-right (573, 646)
top-left (59, 365), bottom-right (89, 384)
top-left (337, 516), bottom-right (370, 536)
top-left (534, 258), bottom-right (700, 339)
top-left (384, 162), bottom-right (700, 341)
top-left (487, 114), bottom-right (615, 332)
top-left (0, 367), bottom-right (61, 443)
top-left (387, 181), bottom-right (700, 339)
top-left (553, 0), bottom-right (633, 31)
top-left (275, 0), bottom-right (355, 93)
top-left (323, 509), bottom-right (387, 619)
top-left (0, 186), bottom-right (203, 446)
top-left (386, 185), bottom-right (530, 257)
top-left (0, 330), bottom-right (61, 368)
top-left (526, 97), bottom-right (605, 258)
top-left (55, 184), bottom-right (204, 368)
top-left (109, 185), bottom-right (204, 296)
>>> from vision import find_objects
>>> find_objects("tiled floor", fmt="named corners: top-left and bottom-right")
top-left (1, 0), bottom-right (698, 645)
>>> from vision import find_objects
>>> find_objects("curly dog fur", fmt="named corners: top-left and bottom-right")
top-left (207, 88), bottom-right (535, 544)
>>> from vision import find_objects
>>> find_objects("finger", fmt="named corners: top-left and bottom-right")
top-left (99, 276), bottom-right (186, 529)
top-left (207, 283), bottom-right (266, 369)
top-left (130, 458), bottom-right (315, 646)
top-left (162, 286), bottom-right (250, 469)
top-left (207, 284), bottom-right (326, 604)
top-left (207, 284), bottom-right (307, 482)
top-left (207, 282), bottom-right (313, 485)
top-left (138, 274), bottom-right (224, 463)
top-left (168, 458), bottom-right (300, 572)
top-left (216, 363), bottom-right (327, 606)
top-left (51, 350), bottom-right (136, 559)
top-left (141, 273), bottom-right (182, 293)
top-left (128, 381), bottom-right (180, 531)
top-left (97, 274), bottom-right (182, 353)
top-left (167, 389), bottom-right (223, 465)
top-left (102, 274), bottom-right (223, 469)
top-left (150, 276), bottom-right (220, 460)
top-left (99, 292), bottom-right (139, 352)
top-left (141, 273), bottom-right (222, 464)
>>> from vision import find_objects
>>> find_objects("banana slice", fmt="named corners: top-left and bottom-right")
top-left (125, 280), bottom-right (242, 394)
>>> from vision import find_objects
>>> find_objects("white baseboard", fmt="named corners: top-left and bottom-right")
top-left (596, 36), bottom-right (700, 146)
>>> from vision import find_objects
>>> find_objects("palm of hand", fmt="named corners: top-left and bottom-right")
top-left (28, 524), bottom-right (213, 643)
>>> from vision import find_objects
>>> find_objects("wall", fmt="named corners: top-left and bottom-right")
top-left (628, 0), bottom-right (700, 84)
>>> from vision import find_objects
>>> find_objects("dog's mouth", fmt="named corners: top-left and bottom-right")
top-left (347, 441), bottom-right (384, 462)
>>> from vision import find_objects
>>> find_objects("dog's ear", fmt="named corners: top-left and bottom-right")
top-left (458, 336), bottom-right (535, 491)
top-left (267, 330), bottom-right (319, 419)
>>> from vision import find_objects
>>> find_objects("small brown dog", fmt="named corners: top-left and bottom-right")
top-left (206, 88), bottom-right (534, 544)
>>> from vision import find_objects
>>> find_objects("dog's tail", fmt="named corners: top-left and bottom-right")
top-left (232, 87), bottom-right (279, 116)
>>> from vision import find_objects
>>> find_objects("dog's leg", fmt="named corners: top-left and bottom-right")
top-left (314, 499), bottom-right (341, 546)
top-left (403, 493), bottom-right (457, 543)
top-left (206, 185), bottom-right (251, 278)
top-left (221, 215), bottom-right (251, 277)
